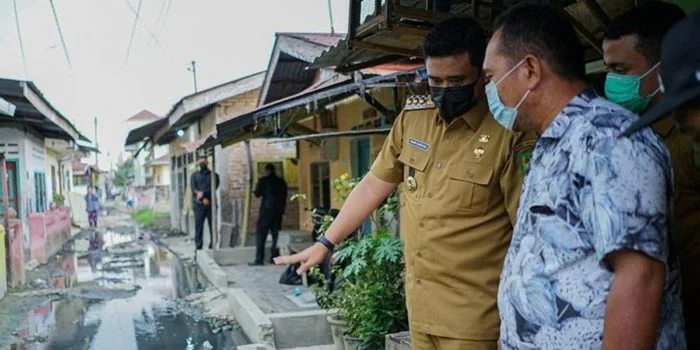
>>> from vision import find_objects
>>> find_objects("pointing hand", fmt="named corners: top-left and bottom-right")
top-left (273, 242), bottom-right (329, 275)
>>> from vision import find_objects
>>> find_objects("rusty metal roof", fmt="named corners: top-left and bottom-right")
top-left (312, 0), bottom-right (636, 73)
top-left (280, 32), bottom-right (345, 47)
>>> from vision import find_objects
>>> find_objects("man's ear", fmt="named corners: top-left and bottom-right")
top-left (522, 55), bottom-right (542, 91)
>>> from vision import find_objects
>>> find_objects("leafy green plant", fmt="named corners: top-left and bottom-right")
top-left (53, 193), bottom-right (65, 207)
top-left (335, 232), bottom-right (407, 349)
top-left (113, 159), bottom-right (135, 187)
top-left (308, 265), bottom-right (343, 310)
top-left (289, 193), bottom-right (307, 202)
top-left (132, 208), bottom-right (155, 227)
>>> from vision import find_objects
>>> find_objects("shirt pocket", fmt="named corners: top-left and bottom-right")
top-left (398, 149), bottom-right (430, 199)
top-left (447, 162), bottom-right (494, 213)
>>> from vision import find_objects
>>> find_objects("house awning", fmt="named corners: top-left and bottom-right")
top-left (77, 139), bottom-right (100, 153)
top-left (125, 118), bottom-right (168, 146)
top-left (179, 130), bottom-right (216, 153)
top-left (0, 79), bottom-right (80, 141)
top-left (207, 69), bottom-right (419, 149)
top-left (310, 39), bottom-right (417, 73)
top-left (267, 127), bottom-right (391, 143)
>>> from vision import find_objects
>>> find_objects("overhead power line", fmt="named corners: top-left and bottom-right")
top-left (12, 0), bottom-right (29, 78)
top-left (144, 0), bottom-right (169, 56)
top-left (122, 0), bottom-right (162, 47)
top-left (49, 0), bottom-right (72, 70)
top-left (124, 0), bottom-right (143, 65)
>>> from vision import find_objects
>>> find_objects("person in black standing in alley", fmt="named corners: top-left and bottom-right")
top-left (250, 164), bottom-right (288, 266)
top-left (191, 155), bottom-right (220, 250)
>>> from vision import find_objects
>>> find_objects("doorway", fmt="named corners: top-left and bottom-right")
top-left (0, 160), bottom-right (20, 217)
top-left (310, 162), bottom-right (330, 210)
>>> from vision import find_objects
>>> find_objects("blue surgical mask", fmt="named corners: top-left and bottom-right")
top-left (486, 59), bottom-right (531, 130)
top-left (605, 62), bottom-right (660, 114)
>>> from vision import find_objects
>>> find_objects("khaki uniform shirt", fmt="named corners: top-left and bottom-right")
top-left (653, 118), bottom-right (700, 343)
top-left (370, 96), bottom-right (536, 340)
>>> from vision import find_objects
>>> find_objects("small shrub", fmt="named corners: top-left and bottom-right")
top-left (335, 232), bottom-right (407, 349)
top-left (53, 193), bottom-right (65, 207)
top-left (131, 208), bottom-right (155, 227)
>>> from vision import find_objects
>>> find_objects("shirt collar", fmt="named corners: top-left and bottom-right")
top-left (436, 96), bottom-right (488, 130)
top-left (540, 86), bottom-right (598, 140)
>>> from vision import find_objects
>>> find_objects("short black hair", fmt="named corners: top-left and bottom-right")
top-left (265, 163), bottom-right (276, 173)
top-left (604, 1), bottom-right (686, 64)
top-left (494, 2), bottom-right (586, 81)
top-left (422, 17), bottom-right (487, 68)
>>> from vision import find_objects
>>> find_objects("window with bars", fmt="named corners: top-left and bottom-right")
top-left (34, 172), bottom-right (47, 212)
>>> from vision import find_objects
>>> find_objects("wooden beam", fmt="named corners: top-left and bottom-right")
top-left (356, 91), bottom-right (394, 120)
top-left (563, 10), bottom-right (603, 56)
top-left (349, 39), bottom-right (419, 57)
top-left (336, 54), bottom-right (406, 73)
top-left (267, 128), bottom-right (391, 143)
top-left (580, 0), bottom-right (611, 27)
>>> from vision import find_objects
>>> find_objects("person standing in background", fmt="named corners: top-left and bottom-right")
top-left (250, 164), bottom-right (288, 266)
top-left (602, 3), bottom-right (700, 346)
top-left (190, 155), bottom-right (220, 250)
top-left (622, 8), bottom-right (700, 146)
top-left (85, 186), bottom-right (100, 228)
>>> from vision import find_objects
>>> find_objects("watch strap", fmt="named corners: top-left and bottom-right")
top-left (318, 236), bottom-right (336, 251)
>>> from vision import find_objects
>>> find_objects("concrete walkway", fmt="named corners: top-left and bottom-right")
top-left (196, 231), bottom-right (336, 349)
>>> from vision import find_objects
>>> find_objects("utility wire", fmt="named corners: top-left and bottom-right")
top-left (144, 0), bottom-right (169, 57)
top-left (122, 0), bottom-right (162, 47)
top-left (124, 0), bottom-right (143, 65)
top-left (49, 0), bottom-right (72, 70)
top-left (327, 0), bottom-right (335, 34)
top-left (12, 0), bottom-right (29, 78)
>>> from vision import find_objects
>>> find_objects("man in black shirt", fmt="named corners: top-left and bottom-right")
top-left (250, 164), bottom-right (288, 265)
top-left (190, 155), bottom-right (220, 250)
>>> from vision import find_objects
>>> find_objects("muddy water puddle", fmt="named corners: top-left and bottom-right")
top-left (3, 229), bottom-right (248, 349)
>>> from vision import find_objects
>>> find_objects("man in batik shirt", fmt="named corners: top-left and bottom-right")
top-left (483, 3), bottom-right (685, 349)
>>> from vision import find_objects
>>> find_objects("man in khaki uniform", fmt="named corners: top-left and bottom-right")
top-left (275, 17), bottom-right (535, 349)
top-left (602, 4), bottom-right (700, 346)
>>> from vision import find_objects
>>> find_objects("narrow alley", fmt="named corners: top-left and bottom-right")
top-left (0, 204), bottom-right (248, 349)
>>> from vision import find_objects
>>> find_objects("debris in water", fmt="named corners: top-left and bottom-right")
top-left (185, 337), bottom-right (195, 350)
top-left (202, 340), bottom-right (213, 350)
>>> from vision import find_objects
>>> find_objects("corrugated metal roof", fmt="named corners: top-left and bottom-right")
top-left (263, 52), bottom-right (317, 104)
top-left (210, 70), bottom-right (418, 149)
top-left (125, 118), bottom-right (168, 146)
top-left (0, 79), bottom-right (82, 141)
top-left (310, 39), bottom-right (411, 72)
top-left (281, 32), bottom-right (345, 47)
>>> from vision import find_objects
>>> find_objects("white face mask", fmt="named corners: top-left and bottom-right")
top-left (486, 59), bottom-right (531, 130)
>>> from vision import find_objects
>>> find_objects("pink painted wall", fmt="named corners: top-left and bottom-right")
top-left (29, 208), bottom-right (72, 264)
top-left (8, 219), bottom-right (24, 287)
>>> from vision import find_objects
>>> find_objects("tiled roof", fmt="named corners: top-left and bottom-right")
top-left (125, 109), bottom-right (161, 122)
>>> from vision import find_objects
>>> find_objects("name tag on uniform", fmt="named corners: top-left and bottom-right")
top-left (408, 138), bottom-right (430, 151)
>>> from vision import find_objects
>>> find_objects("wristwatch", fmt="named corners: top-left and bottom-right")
top-left (317, 236), bottom-right (336, 251)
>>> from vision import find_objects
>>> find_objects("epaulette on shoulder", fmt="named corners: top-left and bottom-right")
top-left (403, 94), bottom-right (436, 111)
top-left (513, 133), bottom-right (537, 153)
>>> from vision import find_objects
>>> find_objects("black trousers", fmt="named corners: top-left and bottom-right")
top-left (255, 211), bottom-right (282, 263)
top-left (194, 204), bottom-right (212, 250)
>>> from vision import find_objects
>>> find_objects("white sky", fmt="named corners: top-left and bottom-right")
top-left (0, 0), bottom-right (348, 167)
